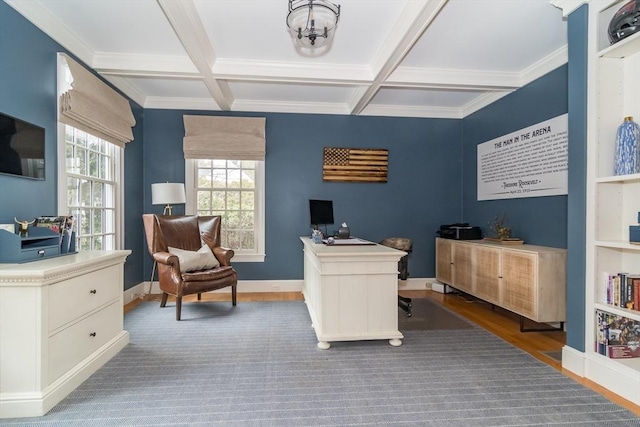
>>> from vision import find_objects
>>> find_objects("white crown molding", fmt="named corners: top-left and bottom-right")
top-left (361, 103), bottom-right (463, 119)
top-left (231, 99), bottom-right (351, 115)
top-left (4, 0), bottom-right (94, 65)
top-left (520, 45), bottom-right (568, 85)
top-left (143, 96), bottom-right (221, 111)
top-left (213, 59), bottom-right (373, 84)
top-left (550, 0), bottom-right (588, 17)
top-left (101, 75), bottom-right (146, 107)
top-left (387, 67), bottom-right (521, 91)
top-left (93, 52), bottom-right (199, 77)
top-left (460, 91), bottom-right (512, 117)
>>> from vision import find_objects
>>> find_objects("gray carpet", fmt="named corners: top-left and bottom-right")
top-left (3, 300), bottom-right (639, 426)
top-left (398, 298), bottom-right (472, 330)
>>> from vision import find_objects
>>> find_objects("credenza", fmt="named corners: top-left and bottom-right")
top-left (300, 237), bottom-right (406, 349)
top-left (0, 250), bottom-right (131, 418)
top-left (435, 238), bottom-right (566, 328)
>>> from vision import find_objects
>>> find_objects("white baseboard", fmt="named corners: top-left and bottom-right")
top-left (562, 345), bottom-right (585, 377)
top-left (123, 277), bottom-right (436, 304)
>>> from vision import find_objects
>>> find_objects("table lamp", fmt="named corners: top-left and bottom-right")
top-left (151, 182), bottom-right (186, 215)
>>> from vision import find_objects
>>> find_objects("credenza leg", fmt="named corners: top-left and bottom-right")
top-left (389, 338), bottom-right (402, 347)
top-left (317, 341), bottom-right (331, 350)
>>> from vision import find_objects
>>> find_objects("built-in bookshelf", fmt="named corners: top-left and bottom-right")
top-left (581, 0), bottom-right (640, 405)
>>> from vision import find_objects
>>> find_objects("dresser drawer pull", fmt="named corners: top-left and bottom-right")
top-left (89, 289), bottom-right (97, 294)
top-left (89, 332), bottom-right (97, 337)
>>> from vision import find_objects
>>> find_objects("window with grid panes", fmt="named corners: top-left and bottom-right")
top-left (63, 126), bottom-right (119, 251)
top-left (188, 159), bottom-right (265, 261)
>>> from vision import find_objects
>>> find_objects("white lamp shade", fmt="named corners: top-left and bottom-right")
top-left (151, 183), bottom-right (186, 205)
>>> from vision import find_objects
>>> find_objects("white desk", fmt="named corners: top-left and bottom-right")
top-left (299, 237), bottom-right (406, 349)
top-left (0, 250), bottom-right (130, 418)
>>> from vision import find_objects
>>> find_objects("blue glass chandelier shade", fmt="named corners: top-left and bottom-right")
top-left (614, 116), bottom-right (640, 175)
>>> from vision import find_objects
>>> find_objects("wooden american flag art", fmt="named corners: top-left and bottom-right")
top-left (322, 147), bottom-right (388, 183)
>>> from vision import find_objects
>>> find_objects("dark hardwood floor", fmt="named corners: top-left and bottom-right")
top-left (125, 289), bottom-right (640, 416)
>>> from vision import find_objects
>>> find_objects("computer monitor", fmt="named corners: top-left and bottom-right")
top-left (309, 199), bottom-right (334, 228)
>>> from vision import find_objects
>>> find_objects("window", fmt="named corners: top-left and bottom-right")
top-left (62, 126), bottom-right (121, 250)
top-left (57, 55), bottom-right (123, 251)
top-left (186, 159), bottom-right (265, 262)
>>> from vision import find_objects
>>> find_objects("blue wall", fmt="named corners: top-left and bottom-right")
top-left (565, 4), bottom-right (589, 352)
top-left (0, 1), bottom-right (145, 288)
top-left (143, 110), bottom-right (463, 281)
top-left (0, 2), bottom-right (61, 218)
top-left (461, 66), bottom-right (569, 248)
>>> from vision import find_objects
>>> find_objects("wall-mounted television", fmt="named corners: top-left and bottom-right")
top-left (0, 112), bottom-right (45, 180)
top-left (309, 199), bottom-right (334, 227)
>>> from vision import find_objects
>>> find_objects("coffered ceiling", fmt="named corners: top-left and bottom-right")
top-left (5, 0), bottom-right (568, 118)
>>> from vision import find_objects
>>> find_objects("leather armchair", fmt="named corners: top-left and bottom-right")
top-left (142, 214), bottom-right (237, 320)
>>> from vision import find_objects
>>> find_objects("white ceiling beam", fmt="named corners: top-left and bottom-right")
top-left (361, 103), bottom-right (463, 119)
top-left (232, 99), bottom-right (351, 116)
top-left (144, 96), bottom-right (222, 111)
top-left (156, 0), bottom-right (231, 110)
top-left (93, 52), bottom-right (199, 77)
top-left (213, 59), bottom-right (374, 85)
top-left (386, 67), bottom-right (521, 91)
top-left (349, 0), bottom-right (449, 115)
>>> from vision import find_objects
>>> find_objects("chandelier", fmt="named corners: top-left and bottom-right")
top-left (287, 0), bottom-right (341, 50)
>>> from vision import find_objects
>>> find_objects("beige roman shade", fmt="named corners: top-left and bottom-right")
top-left (59, 54), bottom-right (136, 148)
top-left (183, 115), bottom-right (266, 161)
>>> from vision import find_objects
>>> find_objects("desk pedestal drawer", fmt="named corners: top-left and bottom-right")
top-left (48, 300), bottom-right (122, 384)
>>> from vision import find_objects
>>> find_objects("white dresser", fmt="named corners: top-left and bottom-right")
top-left (0, 250), bottom-right (131, 418)
top-left (300, 237), bottom-right (406, 349)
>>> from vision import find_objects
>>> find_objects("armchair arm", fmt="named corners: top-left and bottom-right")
top-left (153, 251), bottom-right (181, 269)
top-left (213, 247), bottom-right (235, 266)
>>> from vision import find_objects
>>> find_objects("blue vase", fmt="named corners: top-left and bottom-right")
top-left (614, 116), bottom-right (640, 175)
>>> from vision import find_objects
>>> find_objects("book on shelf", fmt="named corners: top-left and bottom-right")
top-left (595, 309), bottom-right (640, 359)
top-left (602, 272), bottom-right (640, 312)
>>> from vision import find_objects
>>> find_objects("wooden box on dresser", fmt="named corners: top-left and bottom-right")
top-left (0, 250), bottom-right (131, 418)
top-left (435, 238), bottom-right (566, 326)
top-left (558, 0), bottom-right (640, 406)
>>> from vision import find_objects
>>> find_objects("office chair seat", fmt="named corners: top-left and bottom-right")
top-left (379, 237), bottom-right (413, 317)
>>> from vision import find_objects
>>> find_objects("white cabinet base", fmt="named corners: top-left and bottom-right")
top-left (300, 237), bottom-right (406, 349)
top-left (1, 331), bottom-right (128, 418)
top-left (0, 250), bottom-right (131, 419)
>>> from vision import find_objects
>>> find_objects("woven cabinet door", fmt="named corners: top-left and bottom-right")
top-left (435, 238), bottom-right (453, 285)
top-left (501, 249), bottom-right (537, 319)
top-left (474, 245), bottom-right (501, 305)
top-left (452, 242), bottom-right (474, 294)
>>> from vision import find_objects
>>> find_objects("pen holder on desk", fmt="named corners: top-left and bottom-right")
top-left (311, 229), bottom-right (323, 244)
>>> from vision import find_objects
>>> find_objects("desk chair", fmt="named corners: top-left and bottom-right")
top-left (379, 237), bottom-right (413, 317)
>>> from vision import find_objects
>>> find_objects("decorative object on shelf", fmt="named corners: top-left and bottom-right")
top-left (614, 116), bottom-right (640, 175)
top-left (151, 182), bottom-right (186, 215)
top-left (286, 0), bottom-right (340, 54)
top-left (323, 147), bottom-right (388, 182)
top-left (14, 217), bottom-right (34, 237)
top-left (485, 213), bottom-right (524, 244)
top-left (311, 228), bottom-right (323, 243)
top-left (35, 215), bottom-right (76, 254)
top-left (631, 225), bottom-right (640, 244)
top-left (337, 222), bottom-right (350, 239)
top-left (631, 210), bottom-right (640, 245)
top-left (608, 0), bottom-right (640, 45)
top-left (489, 213), bottom-right (511, 239)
